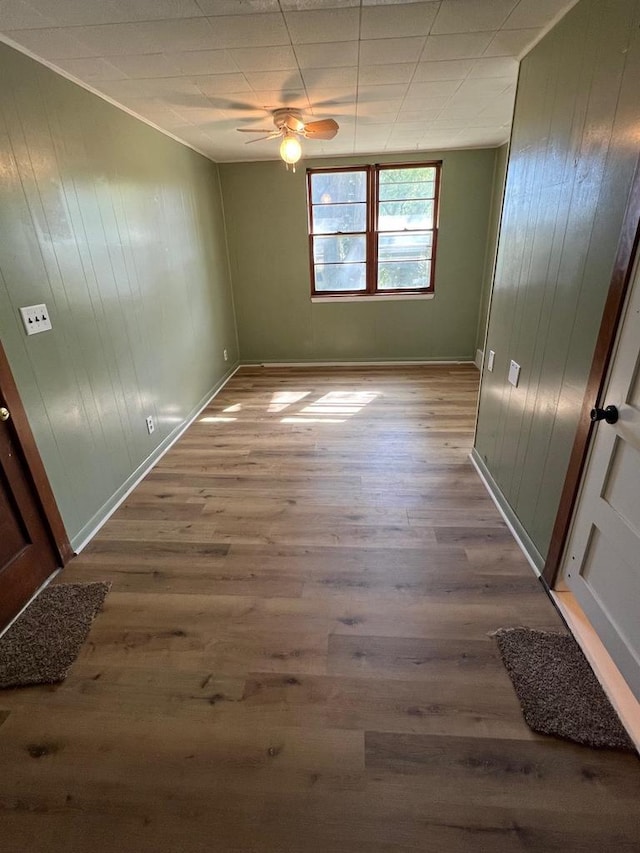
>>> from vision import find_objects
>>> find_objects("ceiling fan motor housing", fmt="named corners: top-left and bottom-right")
top-left (272, 108), bottom-right (305, 134)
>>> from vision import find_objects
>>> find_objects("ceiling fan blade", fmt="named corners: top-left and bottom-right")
top-left (237, 128), bottom-right (276, 133)
top-left (244, 132), bottom-right (281, 144)
top-left (303, 118), bottom-right (339, 140)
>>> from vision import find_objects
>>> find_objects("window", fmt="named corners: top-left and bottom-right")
top-left (307, 162), bottom-right (440, 298)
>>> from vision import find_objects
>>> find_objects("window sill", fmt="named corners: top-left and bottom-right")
top-left (311, 293), bottom-right (435, 303)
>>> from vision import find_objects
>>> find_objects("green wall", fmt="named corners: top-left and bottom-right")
top-left (475, 142), bottom-right (508, 356)
top-left (0, 42), bottom-right (238, 550)
top-left (474, 0), bottom-right (640, 566)
top-left (219, 149), bottom-right (499, 363)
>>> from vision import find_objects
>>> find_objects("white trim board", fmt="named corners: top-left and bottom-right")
top-left (310, 294), bottom-right (435, 303)
top-left (71, 364), bottom-right (240, 553)
top-left (552, 590), bottom-right (640, 754)
top-left (240, 360), bottom-right (476, 368)
top-left (469, 448), bottom-right (544, 575)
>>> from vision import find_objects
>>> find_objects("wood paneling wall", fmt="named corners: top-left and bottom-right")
top-left (474, 0), bottom-right (640, 562)
top-left (475, 143), bottom-right (508, 356)
top-left (0, 42), bottom-right (238, 549)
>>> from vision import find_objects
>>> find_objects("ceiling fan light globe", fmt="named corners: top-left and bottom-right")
top-left (280, 135), bottom-right (302, 165)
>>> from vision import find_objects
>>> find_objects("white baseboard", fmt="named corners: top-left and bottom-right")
top-left (469, 448), bottom-right (544, 575)
top-left (475, 349), bottom-right (483, 369)
top-left (71, 364), bottom-right (240, 553)
top-left (240, 359), bottom-right (475, 368)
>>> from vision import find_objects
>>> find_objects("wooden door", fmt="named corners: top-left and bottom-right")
top-left (560, 253), bottom-right (640, 700)
top-left (0, 342), bottom-right (72, 630)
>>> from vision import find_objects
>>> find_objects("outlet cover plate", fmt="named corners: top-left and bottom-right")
top-left (508, 360), bottom-right (521, 387)
top-left (145, 416), bottom-right (155, 435)
top-left (487, 350), bottom-right (495, 372)
top-left (20, 303), bottom-right (52, 335)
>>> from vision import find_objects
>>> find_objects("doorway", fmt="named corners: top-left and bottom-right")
top-left (558, 253), bottom-right (640, 700)
top-left (0, 341), bottom-right (72, 630)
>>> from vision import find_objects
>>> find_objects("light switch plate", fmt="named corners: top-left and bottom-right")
top-left (508, 359), bottom-right (521, 387)
top-left (20, 303), bottom-right (52, 335)
top-left (487, 350), bottom-right (496, 372)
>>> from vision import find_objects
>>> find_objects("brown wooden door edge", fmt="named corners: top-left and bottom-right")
top-left (0, 340), bottom-right (72, 629)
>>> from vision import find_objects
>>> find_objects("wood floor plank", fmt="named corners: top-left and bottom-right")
top-left (0, 664), bottom-right (529, 740)
top-left (365, 731), bottom-right (640, 813)
top-left (327, 634), bottom-right (505, 682)
top-left (2, 365), bottom-right (638, 853)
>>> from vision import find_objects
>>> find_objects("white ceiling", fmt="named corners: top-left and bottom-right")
top-left (0, 0), bottom-right (577, 162)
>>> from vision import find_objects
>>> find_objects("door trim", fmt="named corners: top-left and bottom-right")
top-left (551, 590), bottom-right (640, 752)
top-left (543, 156), bottom-right (640, 588)
top-left (0, 341), bottom-right (73, 567)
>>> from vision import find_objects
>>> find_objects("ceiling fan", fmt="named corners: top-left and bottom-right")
top-left (237, 109), bottom-right (339, 170)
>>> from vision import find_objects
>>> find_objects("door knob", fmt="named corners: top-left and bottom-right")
top-left (590, 405), bottom-right (618, 425)
top-left (0, 407), bottom-right (10, 422)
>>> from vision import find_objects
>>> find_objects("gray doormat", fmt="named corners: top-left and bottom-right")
top-left (0, 582), bottom-right (110, 689)
top-left (494, 627), bottom-right (636, 753)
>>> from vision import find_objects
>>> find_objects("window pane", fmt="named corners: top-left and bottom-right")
top-left (378, 200), bottom-right (433, 231)
top-left (377, 260), bottom-right (430, 291)
top-left (313, 235), bottom-right (366, 264)
top-left (312, 202), bottom-right (366, 234)
top-left (378, 232), bottom-right (432, 262)
top-left (379, 167), bottom-right (436, 186)
top-left (311, 171), bottom-right (366, 204)
top-left (379, 181), bottom-right (435, 201)
top-left (315, 263), bottom-right (366, 292)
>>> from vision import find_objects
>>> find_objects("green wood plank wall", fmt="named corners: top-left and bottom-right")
top-left (0, 42), bottom-right (238, 549)
top-left (475, 143), bottom-right (508, 357)
top-left (474, 0), bottom-right (640, 564)
top-left (219, 149), bottom-right (500, 364)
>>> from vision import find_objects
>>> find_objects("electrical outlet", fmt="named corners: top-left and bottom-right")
top-left (487, 350), bottom-right (496, 372)
top-left (508, 360), bottom-right (521, 388)
top-left (223, 348), bottom-right (228, 362)
top-left (145, 415), bottom-right (155, 435)
top-left (20, 303), bottom-right (52, 335)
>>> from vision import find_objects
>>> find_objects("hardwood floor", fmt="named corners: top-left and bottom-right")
top-left (1, 365), bottom-right (638, 852)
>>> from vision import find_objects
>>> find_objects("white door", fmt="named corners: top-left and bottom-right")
top-left (561, 252), bottom-right (640, 700)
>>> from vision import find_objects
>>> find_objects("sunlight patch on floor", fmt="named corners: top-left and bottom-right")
top-left (268, 391), bottom-right (311, 413)
top-left (288, 390), bottom-right (379, 423)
